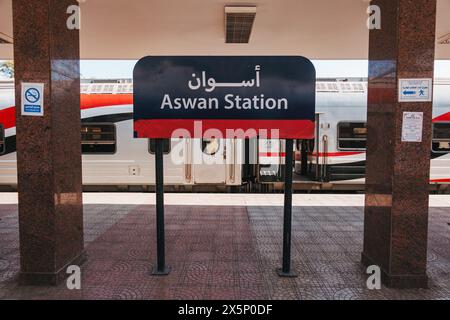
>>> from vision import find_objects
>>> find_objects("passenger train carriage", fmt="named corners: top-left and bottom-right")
top-left (0, 78), bottom-right (449, 191)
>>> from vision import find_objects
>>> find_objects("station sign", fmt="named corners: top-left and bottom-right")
top-left (21, 83), bottom-right (44, 116)
top-left (398, 78), bottom-right (432, 102)
top-left (133, 56), bottom-right (316, 139)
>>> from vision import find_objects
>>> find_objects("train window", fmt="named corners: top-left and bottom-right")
top-left (337, 122), bottom-right (367, 150)
top-left (81, 123), bottom-right (116, 154)
top-left (202, 138), bottom-right (220, 156)
top-left (0, 124), bottom-right (4, 155)
top-left (149, 139), bottom-right (171, 154)
top-left (432, 123), bottom-right (450, 153)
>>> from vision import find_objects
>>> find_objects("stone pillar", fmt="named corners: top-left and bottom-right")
top-left (362, 0), bottom-right (437, 288)
top-left (13, 0), bottom-right (84, 285)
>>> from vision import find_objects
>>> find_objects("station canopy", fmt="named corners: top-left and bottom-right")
top-left (1, 0), bottom-right (450, 60)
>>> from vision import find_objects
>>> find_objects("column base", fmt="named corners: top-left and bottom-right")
top-left (361, 252), bottom-right (428, 289)
top-left (19, 251), bottom-right (87, 286)
top-left (276, 268), bottom-right (298, 278)
top-left (151, 266), bottom-right (171, 276)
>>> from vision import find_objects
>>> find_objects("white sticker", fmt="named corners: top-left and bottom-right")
top-left (21, 83), bottom-right (44, 116)
top-left (398, 78), bottom-right (432, 102)
top-left (401, 112), bottom-right (423, 142)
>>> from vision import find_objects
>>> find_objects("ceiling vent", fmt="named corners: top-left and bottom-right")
top-left (225, 6), bottom-right (256, 44)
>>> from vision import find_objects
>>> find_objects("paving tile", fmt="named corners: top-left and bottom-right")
top-left (0, 203), bottom-right (449, 300)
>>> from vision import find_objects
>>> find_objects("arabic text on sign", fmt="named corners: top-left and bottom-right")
top-left (188, 65), bottom-right (261, 92)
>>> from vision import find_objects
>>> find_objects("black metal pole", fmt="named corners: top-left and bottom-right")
top-left (152, 138), bottom-right (170, 275)
top-left (277, 139), bottom-right (297, 277)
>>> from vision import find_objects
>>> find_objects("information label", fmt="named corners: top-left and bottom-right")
top-left (401, 112), bottom-right (423, 142)
top-left (398, 78), bottom-right (432, 102)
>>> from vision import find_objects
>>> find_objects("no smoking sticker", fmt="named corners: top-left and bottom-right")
top-left (21, 83), bottom-right (44, 116)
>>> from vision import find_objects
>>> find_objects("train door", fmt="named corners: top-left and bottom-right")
top-left (193, 138), bottom-right (227, 184)
top-left (258, 139), bottom-right (284, 183)
top-left (308, 112), bottom-right (329, 181)
top-left (295, 139), bottom-right (310, 177)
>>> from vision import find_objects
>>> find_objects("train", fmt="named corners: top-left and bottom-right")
top-left (1, 78), bottom-right (449, 192)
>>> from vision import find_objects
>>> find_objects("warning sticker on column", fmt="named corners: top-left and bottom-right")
top-left (21, 83), bottom-right (44, 116)
top-left (398, 78), bottom-right (432, 102)
top-left (401, 112), bottom-right (423, 142)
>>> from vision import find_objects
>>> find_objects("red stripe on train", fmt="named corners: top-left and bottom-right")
top-left (80, 94), bottom-right (133, 110)
top-left (433, 112), bottom-right (450, 122)
top-left (1, 97), bottom-right (449, 130)
top-left (0, 94), bottom-right (133, 129)
top-left (0, 107), bottom-right (15, 130)
top-left (259, 152), bottom-right (286, 157)
top-left (431, 178), bottom-right (450, 183)
top-left (241, 151), bottom-right (363, 158)
top-left (310, 152), bottom-right (364, 157)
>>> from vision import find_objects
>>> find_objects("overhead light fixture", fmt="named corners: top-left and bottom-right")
top-left (438, 32), bottom-right (450, 44)
top-left (0, 32), bottom-right (13, 44)
top-left (225, 6), bottom-right (256, 44)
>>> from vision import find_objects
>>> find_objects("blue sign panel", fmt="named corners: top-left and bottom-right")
top-left (133, 56), bottom-right (316, 138)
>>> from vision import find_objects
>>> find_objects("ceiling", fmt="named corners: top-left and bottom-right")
top-left (0, 0), bottom-right (449, 60)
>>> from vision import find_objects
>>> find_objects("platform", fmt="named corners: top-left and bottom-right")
top-left (0, 193), bottom-right (449, 300)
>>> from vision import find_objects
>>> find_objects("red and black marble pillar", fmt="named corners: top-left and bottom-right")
top-left (362, 0), bottom-right (437, 288)
top-left (12, 0), bottom-right (84, 285)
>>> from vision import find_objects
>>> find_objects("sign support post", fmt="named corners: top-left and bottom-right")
top-left (277, 138), bottom-right (298, 277)
top-left (152, 138), bottom-right (171, 275)
top-left (134, 56), bottom-right (316, 278)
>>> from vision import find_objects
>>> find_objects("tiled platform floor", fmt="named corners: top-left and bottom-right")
top-left (0, 203), bottom-right (449, 300)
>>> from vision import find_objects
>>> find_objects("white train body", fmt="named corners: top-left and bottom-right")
top-left (310, 79), bottom-right (450, 185)
top-left (1, 78), bottom-right (449, 190)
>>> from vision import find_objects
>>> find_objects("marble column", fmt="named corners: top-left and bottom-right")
top-left (362, 0), bottom-right (437, 288)
top-left (13, 0), bottom-right (84, 285)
